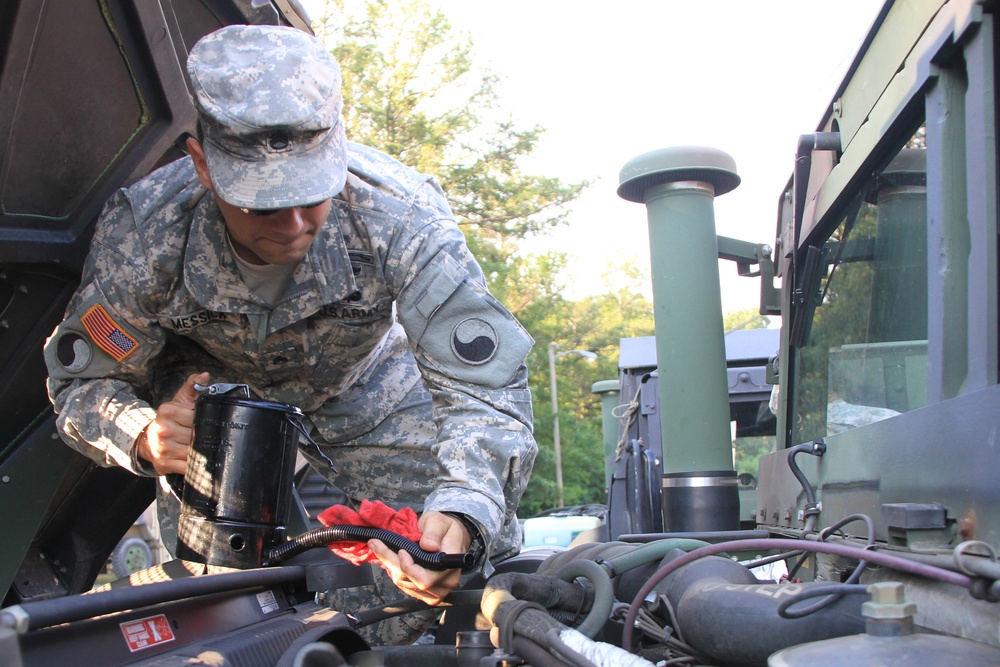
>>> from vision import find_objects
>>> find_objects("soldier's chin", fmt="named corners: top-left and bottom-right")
top-left (257, 243), bottom-right (312, 265)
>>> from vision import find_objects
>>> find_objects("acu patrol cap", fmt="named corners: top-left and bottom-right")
top-left (187, 25), bottom-right (347, 209)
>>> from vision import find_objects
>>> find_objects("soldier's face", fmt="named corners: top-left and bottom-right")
top-left (186, 136), bottom-right (332, 266)
top-left (216, 197), bottom-right (332, 266)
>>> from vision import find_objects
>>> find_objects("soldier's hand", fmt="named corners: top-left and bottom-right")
top-left (367, 511), bottom-right (469, 606)
top-left (135, 372), bottom-right (209, 475)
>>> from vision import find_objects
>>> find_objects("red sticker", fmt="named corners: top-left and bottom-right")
top-left (120, 614), bottom-right (175, 652)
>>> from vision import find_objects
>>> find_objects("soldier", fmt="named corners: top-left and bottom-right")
top-left (43, 24), bottom-right (536, 644)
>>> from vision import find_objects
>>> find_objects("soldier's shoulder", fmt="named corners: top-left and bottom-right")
top-left (345, 142), bottom-right (436, 218)
top-left (119, 157), bottom-right (208, 236)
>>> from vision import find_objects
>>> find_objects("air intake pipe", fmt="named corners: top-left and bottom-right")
top-left (618, 147), bottom-right (741, 532)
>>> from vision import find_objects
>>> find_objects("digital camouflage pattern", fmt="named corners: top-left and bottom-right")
top-left (44, 140), bottom-right (537, 575)
top-left (188, 25), bottom-right (348, 210)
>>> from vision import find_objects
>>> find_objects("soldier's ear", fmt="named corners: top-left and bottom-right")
top-left (186, 137), bottom-right (215, 192)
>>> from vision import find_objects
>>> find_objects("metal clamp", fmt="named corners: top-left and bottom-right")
top-left (953, 540), bottom-right (998, 577)
top-left (194, 383), bottom-right (251, 397)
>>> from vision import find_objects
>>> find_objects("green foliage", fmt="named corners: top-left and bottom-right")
top-left (518, 268), bottom-right (657, 516)
top-left (733, 435), bottom-right (775, 479)
top-left (311, 0), bottom-right (589, 280)
top-left (723, 308), bottom-right (770, 333)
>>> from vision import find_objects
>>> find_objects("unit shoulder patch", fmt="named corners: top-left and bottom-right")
top-left (451, 317), bottom-right (498, 365)
top-left (56, 332), bottom-right (93, 373)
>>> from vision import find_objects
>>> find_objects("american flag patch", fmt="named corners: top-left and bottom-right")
top-left (81, 304), bottom-right (139, 362)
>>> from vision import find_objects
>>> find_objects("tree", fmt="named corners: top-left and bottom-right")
top-left (310, 0), bottom-right (588, 282)
top-left (724, 308), bottom-right (770, 333)
top-left (517, 263), bottom-right (657, 516)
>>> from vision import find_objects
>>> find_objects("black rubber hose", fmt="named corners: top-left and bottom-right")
top-left (350, 589), bottom-right (484, 627)
top-left (1, 566), bottom-right (306, 632)
top-left (777, 583), bottom-right (869, 619)
top-left (787, 440), bottom-right (826, 508)
top-left (265, 525), bottom-right (474, 571)
top-left (512, 636), bottom-right (569, 667)
top-left (785, 439), bottom-right (827, 543)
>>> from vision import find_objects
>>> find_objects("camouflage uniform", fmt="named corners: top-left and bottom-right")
top-left (43, 25), bottom-right (536, 643)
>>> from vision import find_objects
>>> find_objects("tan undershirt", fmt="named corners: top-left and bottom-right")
top-left (226, 233), bottom-right (296, 308)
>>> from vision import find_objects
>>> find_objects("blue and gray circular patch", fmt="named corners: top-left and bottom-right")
top-left (451, 317), bottom-right (497, 365)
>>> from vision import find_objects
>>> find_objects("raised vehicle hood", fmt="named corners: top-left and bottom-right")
top-left (0, 0), bottom-right (312, 605)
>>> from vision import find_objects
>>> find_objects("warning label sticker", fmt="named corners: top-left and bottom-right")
top-left (257, 590), bottom-right (279, 614)
top-left (120, 614), bottom-right (175, 652)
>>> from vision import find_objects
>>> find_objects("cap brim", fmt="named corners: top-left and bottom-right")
top-left (205, 122), bottom-right (347, 209)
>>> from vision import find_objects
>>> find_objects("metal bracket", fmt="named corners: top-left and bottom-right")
top-left (194, 383), bottom-right (251, 398)
top-left (717, 236), bottom-right (781, 316)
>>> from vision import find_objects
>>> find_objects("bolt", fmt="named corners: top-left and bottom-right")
top-left (833, 100), bottom-right (843, 116)
top-left (1, 476), bottom-right (9, 483)
top-left (864, 582), bottom-right (917, 621)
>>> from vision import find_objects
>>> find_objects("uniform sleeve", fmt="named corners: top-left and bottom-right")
top-left (43, 190), bottom-right (168, 474)
top-left (392, 179), bottom-right (538, 571)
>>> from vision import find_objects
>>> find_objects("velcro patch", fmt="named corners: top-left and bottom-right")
top-left (81, 304), bottom-right (139, 362)
top-left (418, 281), bottom-right (531, 388)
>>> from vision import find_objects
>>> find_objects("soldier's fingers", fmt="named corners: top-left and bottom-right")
top-left (175, 372), bottom-right (210, 408)
top-left (396, 550), bottom-right (457, 604)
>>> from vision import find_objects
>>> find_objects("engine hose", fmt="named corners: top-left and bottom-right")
top-left (601, 538), bottom-right (710, 577)
top-left (555, 559), bottom-right (615, 638)
top-left (482, 572), bottom-right (592, 621)
top-left (622, 537), bottom-right (974, 652)
top-left (787, 440), bottom-right (826, 532)
top-left (511, 635), bottom-right (570, 667)
top-left (1, 566), bottom-right (306, 632)
top-left (350, 589), bottom-right (484, 627)
top-left (777, 583), bottom-right (869, 619)
top-left (264, 525), bottom-right (473, 570)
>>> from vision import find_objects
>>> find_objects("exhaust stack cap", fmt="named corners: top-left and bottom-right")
top-left (618, 146), bottom-right (740, 203)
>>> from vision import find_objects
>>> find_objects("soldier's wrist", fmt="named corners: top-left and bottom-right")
top-left (129, 424), bottom-right (158, 477)
top-left (443, 511), bottom-right (485, 571)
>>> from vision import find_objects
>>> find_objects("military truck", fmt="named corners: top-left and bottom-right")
top-left (2, 0), bottom-right (999, 665)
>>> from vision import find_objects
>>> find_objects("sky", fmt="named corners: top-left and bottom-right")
top-left (300, 0), bottom-right (886, 315)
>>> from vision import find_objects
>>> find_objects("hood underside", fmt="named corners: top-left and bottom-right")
top-left (0, 0), bottom-right (312, 604)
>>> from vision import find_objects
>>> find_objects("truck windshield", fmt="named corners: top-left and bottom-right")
top-left (791, 130), bottom-right (928, 444)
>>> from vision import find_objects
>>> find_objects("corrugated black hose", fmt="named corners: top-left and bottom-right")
top-left (264, 525), bottom-right (474, 571)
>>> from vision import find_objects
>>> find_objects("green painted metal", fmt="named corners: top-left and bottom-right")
top-left (618, 147), bottom-right (738, 474)
top-left (591, 379), bottom-right (620, 491)
top-left (0, 417), bottom-right (75, 599)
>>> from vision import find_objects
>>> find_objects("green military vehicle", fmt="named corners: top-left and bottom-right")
top-left (1, 0), bottom-right (999, 665)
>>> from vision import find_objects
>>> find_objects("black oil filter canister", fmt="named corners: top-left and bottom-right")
top-left (176, 388), bottom-right (304, 569)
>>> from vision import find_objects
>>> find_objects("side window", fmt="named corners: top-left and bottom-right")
top-left (792, 129), bottom-right (928, 444)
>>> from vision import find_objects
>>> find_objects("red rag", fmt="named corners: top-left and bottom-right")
top-left (317, 500), bottom-right (422, 567)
